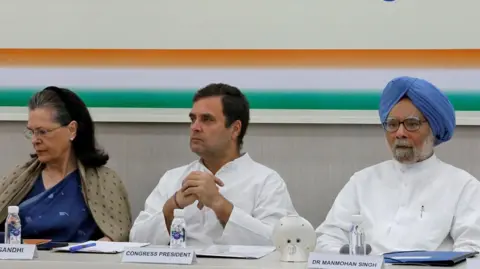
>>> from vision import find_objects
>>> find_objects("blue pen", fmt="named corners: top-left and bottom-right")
top-left (69, 242), bottom-right (96, 252)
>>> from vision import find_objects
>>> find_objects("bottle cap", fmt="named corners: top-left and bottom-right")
top-left (8, 206), bottom-right (19, 214)
top-left (351, 214), bottom-right (363, 224)
top-left (174, 209), bottom-right (184, 217)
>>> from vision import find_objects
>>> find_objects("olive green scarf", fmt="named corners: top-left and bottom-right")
top-left (0, 158), bottom-right (132, 241)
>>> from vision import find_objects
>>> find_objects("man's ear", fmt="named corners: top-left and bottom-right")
top-left (231, 120), bottom-right (241, 140)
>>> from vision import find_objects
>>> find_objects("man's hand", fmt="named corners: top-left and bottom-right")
top-left (163, 177), bottom-right (204, 233)
top-left (181, 171), bottom-right (224, 208)
top-left (174, 188), bottom-right (199, 209)
top-left (180, 171), bottom-right (233, 227)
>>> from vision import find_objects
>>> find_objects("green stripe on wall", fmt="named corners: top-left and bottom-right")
top-left (2, 88), bottom-right (480, 111)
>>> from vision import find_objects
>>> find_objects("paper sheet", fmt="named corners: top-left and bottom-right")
top-left (53, 241), bottom-right (150, 254)
top-left (195, 245), bottom-right (275, 259)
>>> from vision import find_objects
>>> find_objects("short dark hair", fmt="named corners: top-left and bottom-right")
top-left (28, 86), bottom-right (109, 168)
top-left (193, 83), bottom-right (250, 149)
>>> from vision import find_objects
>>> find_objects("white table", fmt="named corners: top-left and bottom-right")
top-left (0, 250), bottom-right (469, 269)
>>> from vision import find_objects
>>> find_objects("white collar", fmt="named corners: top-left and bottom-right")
top-left (198, 152), bottom-right (251, 175)
top-left (392, 153), bottom-right (439, 174)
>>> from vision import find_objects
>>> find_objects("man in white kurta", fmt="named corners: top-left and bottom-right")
top-left (129, 83), bottom-right (296, 246)
top-left (316, 76), bottom-right (480, 254)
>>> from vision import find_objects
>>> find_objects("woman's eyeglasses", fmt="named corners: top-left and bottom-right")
top-left (24, 126), bottom-right (64, 139)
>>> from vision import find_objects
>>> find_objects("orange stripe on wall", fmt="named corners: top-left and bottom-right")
top-left (0, 49), bottom-right (480, 68)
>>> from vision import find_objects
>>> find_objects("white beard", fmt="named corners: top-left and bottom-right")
top-left (392, 134), bottom-right (435, 164)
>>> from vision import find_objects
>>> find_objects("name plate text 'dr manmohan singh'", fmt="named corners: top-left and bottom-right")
top-left (308, 253), bottom-right (383, 269)
top-left (0, 244), bottom-right (38, 260)
top-left (122, 247), bottom-right (196, 265)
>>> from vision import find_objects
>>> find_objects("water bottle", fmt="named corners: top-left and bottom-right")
top-left (349, 214), bottom-right (366, 255)
top-left (4, 206), bottom-right (22, 244)
top-left (170, 209), bottom-right (186, 248)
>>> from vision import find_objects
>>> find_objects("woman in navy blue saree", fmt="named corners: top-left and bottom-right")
top-left (0, 86), bottom-right (132, 242)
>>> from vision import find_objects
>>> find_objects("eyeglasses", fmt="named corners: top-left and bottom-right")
top-left (382, 118), bottom-right (427, 132)
top-left (24, 126), bottom-right (65, 140)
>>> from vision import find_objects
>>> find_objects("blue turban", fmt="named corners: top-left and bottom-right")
top-left (378, 76), bottom-right (456, 146)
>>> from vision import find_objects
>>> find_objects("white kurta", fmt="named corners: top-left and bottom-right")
top-left (316, 154), bottom-right (480, 255)
top-left (130, 153), bottom-right (297, 247)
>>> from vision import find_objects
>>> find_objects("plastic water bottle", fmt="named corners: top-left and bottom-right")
top-left (4, 206), bottom-right (22, 244)
top-left (170, 209), bottom-right (186, 248)
top-left (349, 214), bottom-right (366, 255)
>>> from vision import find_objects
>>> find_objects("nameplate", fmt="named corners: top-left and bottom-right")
top-left (467, 258), bottom-right (480, 269)
top-left (308, 253), bottom-right (383, 269)
top-left (0, 244), bottom-right (38, 260)
top-left (122, 247), bottom-right (196, 265)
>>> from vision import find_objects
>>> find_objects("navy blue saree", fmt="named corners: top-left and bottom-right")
top-left (16, 170), bottom-right (101, 242)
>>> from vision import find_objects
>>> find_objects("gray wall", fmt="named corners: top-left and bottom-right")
top-left (1, 122), bottom-right (479, 228)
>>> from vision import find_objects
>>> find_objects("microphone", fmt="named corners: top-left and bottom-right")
top-left (339, 244), bottom-right (372, 255)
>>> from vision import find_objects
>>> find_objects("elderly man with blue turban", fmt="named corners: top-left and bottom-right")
top-left (315, 76), bottom-right (480, 255)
